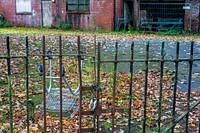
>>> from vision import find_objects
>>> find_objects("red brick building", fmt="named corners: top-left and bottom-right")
top-left (0, 0), bottom-right (199, 32)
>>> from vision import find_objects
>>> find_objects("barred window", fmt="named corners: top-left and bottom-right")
top-left (67, 0), bottom-right (90, 12)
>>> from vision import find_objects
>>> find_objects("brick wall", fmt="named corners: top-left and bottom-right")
top-left (52, 0), bottom-right (66, 27)
top-left (1, 0), bottom-right (199, 32)
top-left (1, 0), bottom-right (42, 27)
top-left (66, 0), bottom-right (114, 30)
top-left (184, 0), bottom-right (200, 32)
top-left (0, 1), bottom-right (2, 15)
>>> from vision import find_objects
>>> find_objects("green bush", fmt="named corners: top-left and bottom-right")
top-left (163, 29), bottom-right (182, 35)
top-left (60, 23), bottom-right (72, 31)
top-left (0, 15), bottom-right (12, 28)
top-left (0, 16), bottom-right (4, 23)
top-left (0, 21), bottom-right (12, 28)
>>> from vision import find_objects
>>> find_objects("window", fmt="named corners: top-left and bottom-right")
top-left (67, 0), bottom-right (90, 12)
top-left (16, 0), bottom-right (31, 14)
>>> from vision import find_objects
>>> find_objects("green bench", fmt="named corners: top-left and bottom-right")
top-left (140, 18), bottom-right (183, 31)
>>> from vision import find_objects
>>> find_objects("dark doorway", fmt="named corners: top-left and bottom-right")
top-left (116, 0), bottom-right (134, 31)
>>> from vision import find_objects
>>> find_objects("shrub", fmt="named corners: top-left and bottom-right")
top-left (0, 21), bottom-right (12, 28)
top-left (0, 14), bottom-right (12, 28)
top-left (60, 23), bottom-right (72, 31)
top-left (163, 29), bottom-right (182, 35)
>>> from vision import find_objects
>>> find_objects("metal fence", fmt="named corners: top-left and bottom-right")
top-left (0, 36), bottom-right (199, 133)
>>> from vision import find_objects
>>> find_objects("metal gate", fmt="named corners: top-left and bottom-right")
top-left (0, 35), bottom-right (199, 133)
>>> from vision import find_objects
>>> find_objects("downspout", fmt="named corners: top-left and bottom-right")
top-left (199, 5), bottom-right (200, 33)
top-left (132, 0), bottom-right (134, 29)
top-left (113, 0), bottom-right (116, 31)
top-left (41, 0), bottom-right (43, 29)
top-left (138, 0), bottom-right (140, 30)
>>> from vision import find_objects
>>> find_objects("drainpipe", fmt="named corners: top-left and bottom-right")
top-left (199, 5), bottom-right (200, 33)
top-left (113, 0), bottom-right (116, 31)
top-left (41, 0), bottom-right (43, 29)
top-left (132, 0), bottom-right (134, 29)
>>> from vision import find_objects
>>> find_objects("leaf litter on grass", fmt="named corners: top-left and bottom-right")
top-left (0, 34), bottom-right (199, 132)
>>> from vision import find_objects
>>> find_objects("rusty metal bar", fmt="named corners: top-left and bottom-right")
top-left (172, 42), bottom-right (180, 133)
top-left (78, 36), bottom-right (83, 133)
top-left (185, 41), bottom-right (194, 132)
top-left (0, 55), bottom-right (26, 59)
top-left (163, 100), bottom-right (200, 133)
top-left (94, 35), bottom-right (97, 83)
top-left (25, 36), bottom-right (30, 133)
top-left (28, 54), bottom-right (92, 57)
top-left (93, 35), bottom-right (97, 133)
top-left (158, 42), bottom-right (165, 133)
top-left (100, 59), bottom-right (200, 63)
top-left (82, 111), bottom-right (94, 115)
top-left (128, 42), bottom-right (134, 133)
top-left (78, 128), bottom-right (94, 132)
top-left (102, 108), bottom-right (126, 113)
top-left (142, 42), bottom-right (149, 133)
top-left (6, 36), bottom-right (13, 133)
top-left (59, 35), bottom-right (63, 133)
top-left (81, 108), bottom-right (127, 116)
top-left (42, 36), bottom-right (47, 133)
top-left (97, 42), bottom-right (101, 133)
top-left (82, 86), bottom-right (93, 91)
top-left (1, 56), bottom-right (199, 62)
top-left (112, 42), bottom-right (118, 133)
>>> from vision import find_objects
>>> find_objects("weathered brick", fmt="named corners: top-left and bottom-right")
top-left (0, 0), bottom-right (199, 32)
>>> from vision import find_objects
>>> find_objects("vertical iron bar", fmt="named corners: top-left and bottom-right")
top-left (112, 42), bottom-right (118, 133)
top-left (7, 36), bottom-right (13, 133)
top-left (142, 42), bottom-right (149, 133)
top-left (158, 42), bottom-right (165, 133)
top-left (185, 41), bottom-right (194, 133)
top-left (97, 42), bottom-right (101, 133)
top-left (59, 36), bottom-right (63, 133)
top-left (94, 35), bottom-right (97, 83)
top-left (128, 42), bottom-right (134, 133)
top-left (199, 113), bottom-right (200, 133)
top-left (172, 42), bottom-right (180, 133)
top-left (78, 36), bottom-right (83, 133)
top-left (42, 36), bottom-right (47, 133)
top-left (93, 35), bottom-right (97, 133)
top-left (25, 36), bottom-right (30, 133)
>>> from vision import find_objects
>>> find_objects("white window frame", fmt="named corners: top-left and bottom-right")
top-left (16, 0), bottom-right (32, 14)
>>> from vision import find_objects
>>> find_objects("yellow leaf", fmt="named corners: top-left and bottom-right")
top-left (121, 81), bottom-right (125, 87)
top-left (0, 125), bottom-right (4, 129)
top-left (30, 127), bottom-right (39, 132)
top-left (73, 61), bottom-right (78, 66)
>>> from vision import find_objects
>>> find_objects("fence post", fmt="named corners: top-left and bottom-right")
top-left (93, 35), bottom-right (97, 83)
top-left (42, 36), bottom-right (47, 133)
top-left (172, 41), bottom-right (180, 133)
top-left (185, 41), bottom-right (194, 132)
top-left (111, 42), bottom-right (118, 133)
top-left (25, 36), bottom-right (30, 133)
top-left (59, 35), bottom-right (63, 133)
top-left (77, 36), bottom-right (83, 133)
top-left (158, 42), bottom-right (165, 133)
top-left (97, 42), bottom-right (101, 133)
top-left (142, 42), bottom-right (149, 133)
top-left (128, 42), bottom-right (134, 133)
top-left (6, 36), bottom-right (13, 133)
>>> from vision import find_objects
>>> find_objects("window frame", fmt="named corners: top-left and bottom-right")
top-left (67, 0), bottom-right (90, 13)
top-left (15, 0), bottom-right (32, 15)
